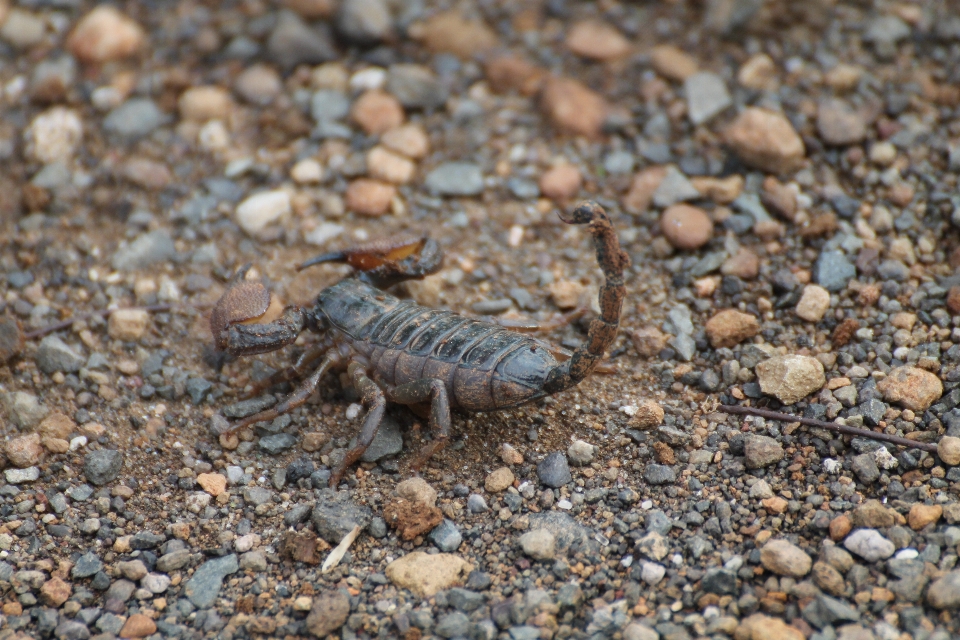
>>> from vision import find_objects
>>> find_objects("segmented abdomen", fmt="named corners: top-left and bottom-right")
top-left (318, 279), bottom-right (558, 411)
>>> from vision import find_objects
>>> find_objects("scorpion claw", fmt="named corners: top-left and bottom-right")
top-left (211, 266), bottom-right (277, 350)
top-left (209, 265), bottom-right (297, 356)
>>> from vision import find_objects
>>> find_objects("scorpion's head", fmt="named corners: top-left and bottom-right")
top-left (210, 265), bottom-right (286, 352)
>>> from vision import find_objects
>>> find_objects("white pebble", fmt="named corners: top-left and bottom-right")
top-left (345, 403), bottom-right (363, 420)
top-left (508, 225), bottom-right (525, 248)
top-left (874, 447), bottom-right (898, 470)
top-left (291, 159), bottom-right (325, 184)
top-left (641, 562), bottom-right (665, 585)
top-left (69, 436), bottom-right (88, 451)
top-left (236, 190), bottom-right (292, 235)
top-left (198, 120), bottom-right (229, 151)
top-left (25, 107), bottom-right (83, 164)
top-left (822, 458), bottom-right (841, 474)
top-left (305, 222), bottom-right (345, 246)
top-left (235, 533), bottom-right (261, 553)
top-left (557, 499), bottom-right (573, 510)
top-left (349, 67), bottom-right (387, 92)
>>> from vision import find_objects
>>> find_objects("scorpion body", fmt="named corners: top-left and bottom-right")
top-left (210, 201), bottom-right (628, 484)
top-left (319, 282), bottom-right (560, 412)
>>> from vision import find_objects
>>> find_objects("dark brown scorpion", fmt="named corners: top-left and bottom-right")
top-left (209, 201), bottom-right (628, 485)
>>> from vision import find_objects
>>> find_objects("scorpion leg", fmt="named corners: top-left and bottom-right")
top-left (240, 337), bottom-right (333, 399)
top-left (330, 362), bottom-right (387, 486)
top-left (543, 201), bottom-right (629, 394)
top-left (225, 352), bottom-right (338, 433)
top-left (387, 379), bottom-right (451, 470)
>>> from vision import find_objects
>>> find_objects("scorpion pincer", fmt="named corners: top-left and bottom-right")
top-left (209, 201), bottom-right (629, 485)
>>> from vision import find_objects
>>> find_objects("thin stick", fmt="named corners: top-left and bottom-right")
top-left (24, 304), bottom-right (175, 340)
top-left (321, 525), bottom-right (361, 574)
top-left (718, 404), bottom-right (939, 453)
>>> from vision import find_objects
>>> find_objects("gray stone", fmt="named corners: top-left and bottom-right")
top-left (851, 453), bottom-right (880, 484)
top-left (156, 549), bottom-right (192, 572)
top-left (843, 528), bottom-right (895, 562)
top-left (643, 464), bottom-right (676, 485)
top-left (802, 593), bottom-right (860, 629)
top-left (240, 550), bottom-right (268, 571)
top-left (310, 89), bottom-right (350, 123)
top-left (259, 433), bottom-right (297, 454)
top-left (54, 620), bottom-right (91, 640)
top-left (242, 486), bottom-right (273, 506)
top-left (537, 452), bottom-right (572, 487)
top-left (684, 72), bottom-right (732, 125)
top-left (111, 230), bottom-right (176, 271)
top-left (130, 531), bottom-right (165, 549)
top-left (105, 578), bottom-right (136, 602)
top-left (223, 395), bottom-right (277, 418)
top-left (84, 450), bottom-right (122, 485)
top-left (425, 162), bottom-right (484, 197)
top-left (556, 583), bottom-right (584, 609)
top-left (702, 567), bottom-right (737, 595)
top-left (268, 10), bottom-right (337, 68)
top-left (435, 612), bottom-right (471, 639)
top-left (507, 178), bottom-right (540, 200)
top-left (877, 259), bottom-right (909, 282)
top-left (312, 489), bottom-right (373, 544)
top-left (636, 532), bottom-right (669, 561)
top-left (337, 0), bottom-right (392, 44)
top-left (645, 510), bottom-right (673, 535)
top-left (103, 99), bottom-right (166, 138)
top-left (864, 15), bottom-right (911, 58)
top-left (36, 336), bottom-right (84, 374)
top-left (72, 552), bottom-right (103, 578)
top-left (284, 504), bottom-right (312, 527)
top-left (467, 494), bottom-right (488, 513)
top-left (603, 150), bottom-right (635, 175)
top-left (184, 555), bottom-right (238, 608)
top-left (429, 519), bottom-right (462, 552)
top-left (387, 64), bottom-right (448, 110)
top-left (96, 613), bottom-right (124, 634)
top-left (519, 528), bottom-right (556, 560)
top-left (814, 250), bottom-right (856, 292)
top-left (447, 587), bottom-right (484, 612)
top-left (66, 484), bottom-right (93, 501)
top-left (3, 467), bottom-right (40, 484)
top-left (527, 511), bottom-right (591, 552)
top-left (670, 333), bottom-right (697, 362)
top-left (567, 440), bottom-right (596, 466)
top-left (306, 589), bottom-right (351, 637)
top-left (744, 435), bottom-right (784, 469)
top-left (623, 623), bottom-right (661, 640)
top-left (354, 414), bottom-right (402, 462)
top-left (927, 570), bottom-right (960, 609)
top-left (2, 391), bottom-right (48, 428)
top-left (653, 167), bottom-right (700, 208)
top-left (887, 558), bottom-right (927, 602)
top-left (703, 0), bottom-right (763, 34)
top-left (509, 626), bottom-right (541, 640)
top-left (185, 377), bottom-right (212, 404)
top-left (641, 561), bottom-right (666, 585)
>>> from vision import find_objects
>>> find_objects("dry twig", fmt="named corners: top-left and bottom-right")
top-left (718, 404), bottom-right (938, 453)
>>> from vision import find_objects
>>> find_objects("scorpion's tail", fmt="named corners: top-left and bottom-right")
top-left (544, 201), bottom-right (629, 394)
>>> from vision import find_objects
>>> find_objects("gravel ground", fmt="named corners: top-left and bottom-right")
top-left (1, 1), bottom-right (960, 639)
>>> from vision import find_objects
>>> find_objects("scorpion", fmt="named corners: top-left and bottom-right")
top-left (209, 201), bottom-right (628, 485)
